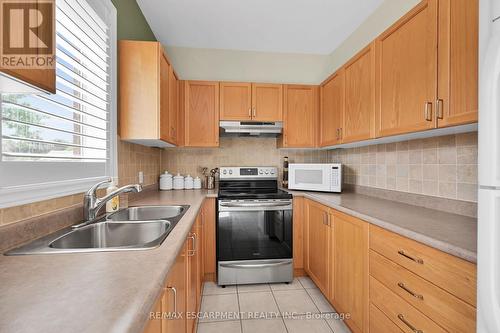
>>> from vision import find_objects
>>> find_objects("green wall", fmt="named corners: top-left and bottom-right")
top-left (111, 0), bottom-right (156, 41)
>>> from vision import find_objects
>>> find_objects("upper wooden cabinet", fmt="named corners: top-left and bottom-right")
top-left (437, 0), bottom-right (478, 127)
top-left (320, 70), bottom-right (344, 147)
top-left (252, 83), bottom-right (283, 121)
top-left (343, 43), bottom-right (375, 143)
top-left (375, 0), bottom-right (438, 137)
top-left (304, 199), bottom-right (331, 296)
top-left (280, 85), bottom-right (318, 148)
top-left (330, 210), bottom-right (369, 333)
top-left (220, 82), bottom-right (252, 120)
top-left (220, 82), bottom-right (283, 122)
top-left (183, 81), bottom-right (220, 147)
top-left (119, 40), bottom-right (177, 147)
top-left (168, 67), bottom-right (179, 144)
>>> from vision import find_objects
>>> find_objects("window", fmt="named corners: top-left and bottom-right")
top-left (0, 0), bottom-right (117, 208)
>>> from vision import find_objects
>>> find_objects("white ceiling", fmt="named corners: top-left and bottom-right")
top-left (137, 0), bottom-right (384, 55)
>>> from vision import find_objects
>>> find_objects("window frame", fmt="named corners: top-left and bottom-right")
top-left (0, 0), bottom-right (117, 209)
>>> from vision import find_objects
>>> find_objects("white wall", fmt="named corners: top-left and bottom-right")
top-left (165, 46), bottom-right (331, 84)
top-left (165, 0), bottom-right (420, 84)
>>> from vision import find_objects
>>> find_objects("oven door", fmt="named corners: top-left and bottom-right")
top-left (217, 199), bottom-right (293, 285)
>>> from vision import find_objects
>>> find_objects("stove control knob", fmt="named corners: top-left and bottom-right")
top-left (229, 170), bottom-right (233, 175)
top-left (265, 170), bottom-right (269, 175)
top-left (270, 169), bottom-right (275, 174)
top-left (259, 170), bottom-right (263, 175)
top-left (222, 170), bottom-right (227, 175)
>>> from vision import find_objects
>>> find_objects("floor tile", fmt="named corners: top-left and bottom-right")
top-left (203, 281), bottom-right (237, 295)
top-left (199, 294), bottom-right (240, 322)
top-left (237, 283), bottom-right (271, 293)
top-left (238, 291), bottom-right (280, 319)
top-left (273, 289), bottom-right (320, 314)
top-left (284, 316), bottom-right (332, 333)
top-left (306, 288), bottom-right (335, 313)
top-left (298, 276), bottom-right (317, 289)
top-left (241, 318), bottom-right (287, 333)
top-left (197, 320), bottom-right (242, 333)
top-left (269, 278), bottom-right (303, 291)
top-left (325, 315), bottom-right (352, 333)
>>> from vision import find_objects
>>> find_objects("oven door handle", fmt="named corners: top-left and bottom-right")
top-left (219, 202), bottom-right (291, 208)
top-left (219, 261), bottom-right (291, 269)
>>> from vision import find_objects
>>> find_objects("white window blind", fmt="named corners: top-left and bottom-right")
top-left (0, 0), bottom-right (117, 207)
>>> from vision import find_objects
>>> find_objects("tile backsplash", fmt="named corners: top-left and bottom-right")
top-left (328, 132), bottom-right (478, 202)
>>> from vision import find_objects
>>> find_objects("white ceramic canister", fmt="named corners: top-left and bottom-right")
top-left (184, 175), bottom-right (194, 189)
top-left (159, 172), bottom-right (173, 190)
top-left (173, 174), bottom-right (184, 190)
top-left (193, 177), bottom-right (202, 189)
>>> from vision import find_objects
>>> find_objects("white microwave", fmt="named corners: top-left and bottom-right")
top-left (288, 163), bottom-right (342, 193)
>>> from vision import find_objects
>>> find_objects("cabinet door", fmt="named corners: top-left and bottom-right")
top-left (186, 226), bottom-right (199, 333)
top-left (437, 0), bottom-right (478, 127)
top-left (251, 83), bottom-right (283, 121)
top-left (304, 199), bottom-right (331, 295)
top-left (220, 82), bottom-right (252, 120)
top-left (168, 68), bottom-right (178, 144)
top-left (162, 244), bottom-right (187, 333)
top-left (375, 0), bottom-right (438, 137)
top-left (184, 81), bottom-right (219, 147)
top-left (159, 54), bottom-right (170, 142)
top-left (320, 70), bottom-right (344, 147)
top-left (332, 210), bottom-right (369, 333)
top-left (282, 85), bottom-right (318, 147)
top-left (203, 198), bottom-right (217, 281)
top-left (343, 44), bottom-right (375, 143)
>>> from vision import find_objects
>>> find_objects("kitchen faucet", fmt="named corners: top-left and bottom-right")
top-left (80, 179), bottom-right (143, 225)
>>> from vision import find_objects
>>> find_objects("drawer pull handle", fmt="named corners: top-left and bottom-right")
top-left (165, 286), bottom-right (177, 313)
top-left (397, 314), bottom-right (423, 333)
top-left (398, 250), bottom-right (424, 264)
top-left (398, 282), bottom-right (424, 300)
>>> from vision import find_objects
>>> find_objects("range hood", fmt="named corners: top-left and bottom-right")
top-left (219, 121), bottom-right (283, 137)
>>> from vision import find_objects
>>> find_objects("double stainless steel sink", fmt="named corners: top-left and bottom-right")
top-left (5, 205), bottom-right (189, 255)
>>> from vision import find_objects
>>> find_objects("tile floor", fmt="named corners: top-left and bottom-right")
top-left (197, 276), bottom-right (352, 333)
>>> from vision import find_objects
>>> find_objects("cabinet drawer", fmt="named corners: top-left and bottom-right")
top-left (370, 250), bottom-right (476, 332)
top-left (370, 303), bottom-right (404, 333)
top-left (370, 276), bottom-right (446, 333)
top-left (370, 225), bottom-right (476, 306)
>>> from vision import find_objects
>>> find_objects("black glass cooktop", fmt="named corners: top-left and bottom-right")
top-left (218, 179), bottom-right (292, 200)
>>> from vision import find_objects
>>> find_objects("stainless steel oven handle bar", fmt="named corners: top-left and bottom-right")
top-left (219, 200), bottom-right (292, 212)
top-left (219, 261), bottom-right (291, 269)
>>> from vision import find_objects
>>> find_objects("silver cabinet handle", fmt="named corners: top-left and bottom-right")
top-left (252, 107), bottom-right (256, 117)
top-left (187, 234), bottom-right (196, 256)
top-left (398, 250), bottom-right (424, 264)
top-left (336, 128), bottom-right (340, 140)
top-left (165, 286), bottom-right (177, 313)
top-left (323, 212), bottom-right (329, 226)
top-left (424, 102), bottom-right (432, 121)
top-left (248, 108), bottom-right (252, 117)
top-left (397, 314), bottom-right (423, 333)
top-left (339, 127), bottom-right (342, 140)
top-left (398, 282), bottom-right (424, 300)
top-left (436, 99), bottom-right (444, 119)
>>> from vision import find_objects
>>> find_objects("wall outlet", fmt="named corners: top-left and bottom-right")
top-left (138, 171), bottom-right (144, 184)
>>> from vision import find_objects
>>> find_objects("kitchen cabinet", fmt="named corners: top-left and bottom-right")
top-left (375, 0), bottom-right (438, 137)
top-left (162, 243), bottom-right (187, 333)
top-left (119, 40), bottom-right (177, 147)
top-left (183, 81), bottom-right (220, 147)
top-left (279, 85), bottom-right (318, 148)
top-left (330, 210), bottom-right (369, 333)
top-left (202, 198), bottom-right (217, 281)
top-left (293, 197), bottom-right (305, 273)
top-left (343, 43), bottom-right (375, 143)
top-left (220, 82), bottom-right (252, 120)
top-left (437, 0), bottom-right (478, 127)
top-left (304, 199), bottom-right (331, 296)
top-left (167, 67), bottom-right (179, 144)
top-left (186, 213), bottom-right (203, 333)
top-left (251, 83), bottom-right (283, 121)
top-left (220, 82), bottom-right (283, 122)
top-left (320, 70), bottom-right (344, 147)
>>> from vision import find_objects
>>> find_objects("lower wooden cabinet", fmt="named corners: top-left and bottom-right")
top-left (163, 243), bottom-right (187, 333)
top-left (330, 210), bottom-right (369, 333)
top-left (304, 199), bottom-right (331, 296)
top-left (202, 198), bottom-right (217, 281)
top-left (186, 213), bottom-right (203, 333)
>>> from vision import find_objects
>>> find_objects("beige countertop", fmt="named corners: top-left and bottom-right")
top-left (0, 187), bottom-right (476, 333)
top-left (286, 189), bottom-right (477, 263)
top-left (0, 189), bottom-right (216, 333)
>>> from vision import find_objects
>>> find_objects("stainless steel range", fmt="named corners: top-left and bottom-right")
top-left (217, 167), bottom-right (293, 286)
